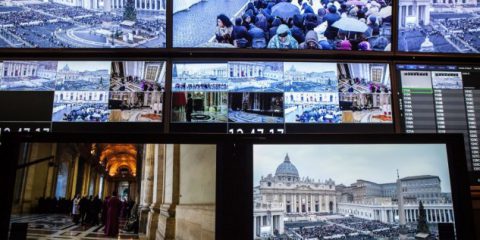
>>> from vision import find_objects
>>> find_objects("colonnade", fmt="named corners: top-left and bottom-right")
top-left (281, 193), bottom-right (336, 213)
top-left (338, 204), bottom-right (454, 223)
top-left (111, 0), bottom-right (166, 11)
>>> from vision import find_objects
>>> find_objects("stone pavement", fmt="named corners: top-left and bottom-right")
top-left (173, 0), bottom-right (248, 47)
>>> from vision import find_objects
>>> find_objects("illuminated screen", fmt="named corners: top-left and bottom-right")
top-left (397, 64), bottom-right (480, 174)
top-left (9, 142), bottom-right (215, 239)
top-left (0, 1), bottom-right (166, 48)
top-left (0, 61), bottom-right (166, 125)
top-left (171, 61), bottom-right (392, 126)
top-left (397, 1), bottom-right (480, 53)
top-left (173, 1), bottom-right (392, 51)
top-left (254, 144), bottom-right (456, 239)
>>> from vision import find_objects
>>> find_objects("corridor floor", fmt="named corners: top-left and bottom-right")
top-left (10, 214), bottom-right (139, 240)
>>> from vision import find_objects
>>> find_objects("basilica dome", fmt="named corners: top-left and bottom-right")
top-left (275, 154), bottom-right (299, 180)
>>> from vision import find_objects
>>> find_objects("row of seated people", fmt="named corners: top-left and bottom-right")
top-left (60, 103), bottom-right (109, 122)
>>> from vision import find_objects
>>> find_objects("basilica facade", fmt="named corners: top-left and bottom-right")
top-left (254, 154), bottom-right (337, 237)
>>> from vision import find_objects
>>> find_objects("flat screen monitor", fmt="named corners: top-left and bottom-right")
top-left (1, 134), bottom-right (218, 240)
top-left (0, 0), bottom-right (167, 48)
top-left (252, 140), bottom-right (471, 240)
top-left (397, 0), bottom-right (480, 53)
top-left (0, 60), bottom-right (166, 133)
top-left (170, 61), bottom-right (393, 133)
top-left (396, 64), bottom-right (480, 184)
top-left (173, 0), bottom-right (392, 51)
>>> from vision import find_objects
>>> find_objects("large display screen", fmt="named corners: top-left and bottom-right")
top-left (397, 64), bottom-right (480, 176)
top-left (171, 61), bottom-right (392, 133)
top-left (8, 142), bottom-right (215, 239)
top-left (398, 1), bottom-right (480, 53)
top-left (0, 61), bottom-right (166, 133)
top-left (254, 144), bottom-right (456, 239)
top-left (0, 0), bottom-right (166, 48)
top-left (173, 1), bottom-right (392, 51)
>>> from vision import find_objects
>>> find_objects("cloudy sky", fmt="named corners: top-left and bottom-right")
top-left (254, 144), bottom-right (451, 192)
top-left (284, 62), bottom-right (337, 74)
top-left (57, 61), bottom-right (111, 72)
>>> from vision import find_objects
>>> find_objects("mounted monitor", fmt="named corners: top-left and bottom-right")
top-left (0, 60), bottom-right (166, 133)
top-left (396, 64), bottom-right (480, 184)
top-left (170, 61), bottom-right (393, 133)
top-left (247, 134), bottom-right (473, 240)
top-left (0, 133), bottom-right (220, 240)
top-left (0, 0), bottom-right (166, 48)
top-left (397, 0), bottom-right (480, 53)
top-left (173, 1), bottom-right (392, 51)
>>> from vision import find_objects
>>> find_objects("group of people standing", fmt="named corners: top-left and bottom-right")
top-left (214, 0), bottom-right (391, 51)
top-left (72, 191), bottom-right (135, 237)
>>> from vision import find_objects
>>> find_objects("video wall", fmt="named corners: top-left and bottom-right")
top-left (0, 60), bottom-right (166, 132)
top-left (396, 64), bottom-right (480, 175)
top-left (2, 0), bottom-right (480, 54)
top-left (170, 61), bottom-right (392, 133)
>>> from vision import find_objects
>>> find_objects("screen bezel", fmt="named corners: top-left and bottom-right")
top-left (230, 133), bottom-right (473, 240)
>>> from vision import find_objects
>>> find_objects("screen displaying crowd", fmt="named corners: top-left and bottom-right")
top-left (171, 61), bottom-right (392, 124)
top-left (398, 0), bottom-right (480, 53)
top-left (0, 0), bottom-right (166, 48)
top-left (173, 0), bottom-right (392, 51)
top-left (253, 144), bottom-right (456, 239)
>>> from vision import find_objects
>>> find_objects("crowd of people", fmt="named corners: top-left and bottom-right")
top-left (443, 17), bottom-right (480, 52)
top-left (0, 10), bottom-right (55, 26)
top-left (59, 103), bottom-right (110, 122)
top-left (6, 23), bottom-right (74, 48)
top-left (0, 2), bottom-right (164, 48)
top-left (36, 192), bottom-right (136, 236)
top-left (27, 3), bottom-right (96, 19)
top-left (173, 82), bottom-right (229, 91)
top-left (338, 77), bottom-right (390, 93)
top-left (399, 13), bottom-right (480, 53)
top-left (137, 19), bottom-right (165, 36)
top-left (213, 0), bottom-right (391, 51)
top-left (330, 217), bottom-right (392, 232)
top-left (293, 104), bottom-right (342, 123)
top-left (294, 223), bottom-right (355, 238)
top-left (111, 75), bottom-right (164, 92)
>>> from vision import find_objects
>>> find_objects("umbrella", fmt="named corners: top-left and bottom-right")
top-left (378, 6), bottom-right (392, 18)
top-left (346, 0), bottom-right (365, 6)
top-left (271, 2), bottom-right (301, 20)
top-left (332, 17), bottom-right (368, 33)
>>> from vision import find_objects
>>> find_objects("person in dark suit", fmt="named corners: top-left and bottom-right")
top-left (186, 93), bottom-right (193, 122)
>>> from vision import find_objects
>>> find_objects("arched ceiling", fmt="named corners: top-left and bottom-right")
top-left (99, 144), bottom-right (137, 177)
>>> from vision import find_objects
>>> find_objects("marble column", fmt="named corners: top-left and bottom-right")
top-left (156, 145), bottom-right (180, 240)
top-left (139, 144), bottom-right (155, 233)
top-left (147, 145), bottom-right (164, 239)
top-left (253, 216), bottom-right (256, 238)
top-left (325, 195), bottom-right (330, 212)
top-left (293, 194), bottom-right (296, 213)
